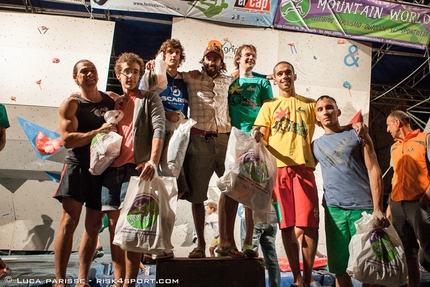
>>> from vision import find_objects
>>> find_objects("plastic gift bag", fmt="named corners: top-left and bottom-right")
top-left (253, 204), bottom-right (278, 225)
top-left (158, 112), bottom-right (196, 178)
top-left (140, 52), bottom-right (167, 91)
top-left (346, 212), bottom-right (408, 286)
top-left (88, 110), bottom-right (124, 175)
top-left (217, 127), bottom-right (277, 212)
top-left (113, 175), bottom-right (178, 255)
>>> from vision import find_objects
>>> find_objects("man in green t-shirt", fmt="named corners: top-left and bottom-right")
top-left (217, 45), bottom-right (277, 273)
top-left (0, 104), bottom-right (10, 152)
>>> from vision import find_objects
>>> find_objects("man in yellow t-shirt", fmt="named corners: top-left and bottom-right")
top-left (254, 61), bottom-right (320, 287)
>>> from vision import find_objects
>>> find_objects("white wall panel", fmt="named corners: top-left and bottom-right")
top-left (0, 12), bottom-right (115, 107)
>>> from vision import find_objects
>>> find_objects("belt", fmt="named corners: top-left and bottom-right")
top-left (190, 127), bottom-right (218, 136)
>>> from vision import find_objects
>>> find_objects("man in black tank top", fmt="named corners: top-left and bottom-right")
top-left (53, 60), bottom-right (116, 287)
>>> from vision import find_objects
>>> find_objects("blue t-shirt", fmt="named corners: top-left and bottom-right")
top-left (159, 72), bottom-right (189, 116)
top-left (313, 129), bottom-right (373, 209)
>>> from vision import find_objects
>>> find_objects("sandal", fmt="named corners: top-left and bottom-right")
top-left (188, 247), bottom-right (206, 258)
top-left (216, 246), bottom-right (246, 258)
top-left (242, 244), bottom-right (259, 258)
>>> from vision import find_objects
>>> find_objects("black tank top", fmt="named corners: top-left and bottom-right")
top-left (65, 92), bottom-right (115, 166)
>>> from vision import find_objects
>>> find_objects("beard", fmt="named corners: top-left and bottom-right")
top-left (203, 63), bottom-right (221, 77)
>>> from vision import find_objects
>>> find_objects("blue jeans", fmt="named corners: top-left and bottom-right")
top-left (252, 223), bottom-right (281, 287)
top-left (101, 163), bottom-right (140, 211)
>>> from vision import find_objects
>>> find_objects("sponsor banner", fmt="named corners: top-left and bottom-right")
top-left (273, 0), bottom-right (430, 50)
top-left (154, 0), bottom-right (279, 27)
top-left (90, 0), bottom-right (186, 15)
top-left (50, 0), bottom-right (85, 4)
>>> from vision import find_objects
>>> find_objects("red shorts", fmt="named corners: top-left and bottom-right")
top-left (274, 165), bottom-right (319, 229)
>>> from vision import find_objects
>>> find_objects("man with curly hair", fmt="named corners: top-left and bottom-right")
top-left (101, 52), bottom-right (166, 286)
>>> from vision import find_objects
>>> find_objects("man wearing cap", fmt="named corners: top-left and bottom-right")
top-left (181, 44), bottom-right (242, 258)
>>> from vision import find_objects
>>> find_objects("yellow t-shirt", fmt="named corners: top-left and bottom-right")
top-left (254, 95), bottom-right (316, 168)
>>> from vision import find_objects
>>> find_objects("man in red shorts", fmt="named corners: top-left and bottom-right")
top-left (253, 61), bottom-right (364, 287)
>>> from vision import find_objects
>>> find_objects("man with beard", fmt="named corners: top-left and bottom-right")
top-left (181, 44), bottom-right (240, 258)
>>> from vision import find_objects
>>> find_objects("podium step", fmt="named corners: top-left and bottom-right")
top-left (156, 257), bottom-right (266, 287)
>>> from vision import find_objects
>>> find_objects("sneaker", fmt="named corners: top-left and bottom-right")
top-left (92, 247), bottom-right (104, 261)
top-left (155, 250), bottom-right (174, 260)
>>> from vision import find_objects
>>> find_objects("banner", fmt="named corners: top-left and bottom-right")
top-left (90, 0), bottom-right (187, 15)
top-left (273, 0), bottom-right (430, 50)
top-left (107, 0), bottom-right (280, 27)
top-left (50, 0), bottom-right (85, 4)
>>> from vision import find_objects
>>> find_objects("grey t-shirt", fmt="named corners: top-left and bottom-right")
top-left (313, 129), bottom-right (373, 209)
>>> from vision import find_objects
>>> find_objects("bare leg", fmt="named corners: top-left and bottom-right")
top-left (407, 257), bottom-right (420, 287)
top-left (281, 227), bottom-right (304, 287)
top-left (335, 273), bottom-right (353, 287)
top-left (218, 193), bottom-right (239, 249)
top-left (107, 210), bottom-right (125, 286)
top-left (54, 198), bottom-right (83, 283)
top-left (243, 207), bottom-right (254, 246)
top-left (192, 202), bottom-right (206, 252)
top-left (301, 227), bottom-right (318, 286)
top-left (209, 246), bottom-right (215, 257)
top-left (77, 207), bottom-right (105, 284)
top-left (124, 251), bottom-right (142, 287)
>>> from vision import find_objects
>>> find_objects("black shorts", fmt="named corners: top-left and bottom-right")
top-left (53, 163), bottom-right (104, 210)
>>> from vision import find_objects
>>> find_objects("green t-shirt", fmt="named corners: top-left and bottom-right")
top-left (0, 104), bottom-right (10, 129)
top-left (228, 76), bottom-right (273, 134)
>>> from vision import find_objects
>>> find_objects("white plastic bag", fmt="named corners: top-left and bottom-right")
top-left (159, 112), bottom-right (196, 178)
top-left (253, 204), bottom-right (278, 224)
top-left (217, 127), bottom-right (277, 212)
top-left (140, 52), bottom-right (167, 91)
top-left (89, 110), bottom-right (124, 175)
top-left (346, 212), bottom-right (408, 286)
top-left (113, 175), bottom-right (178, 255)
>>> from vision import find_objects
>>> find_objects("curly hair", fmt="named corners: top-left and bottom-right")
top-left (114, 52), bottom-right (145, 76)
top-left (157, 39), bottom-right (186, 68)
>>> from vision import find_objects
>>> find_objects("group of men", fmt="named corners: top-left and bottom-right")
top-left (51, 37), bottom-right (430, 287)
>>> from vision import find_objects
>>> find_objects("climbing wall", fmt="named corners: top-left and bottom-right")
top-left (0, 12), bottom-right (114, 251)
top-left (0, 12), bottom-right (114, 107)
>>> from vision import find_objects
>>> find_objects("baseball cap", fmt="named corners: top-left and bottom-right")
top-left (203, 44), bottom-right (224, 60)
